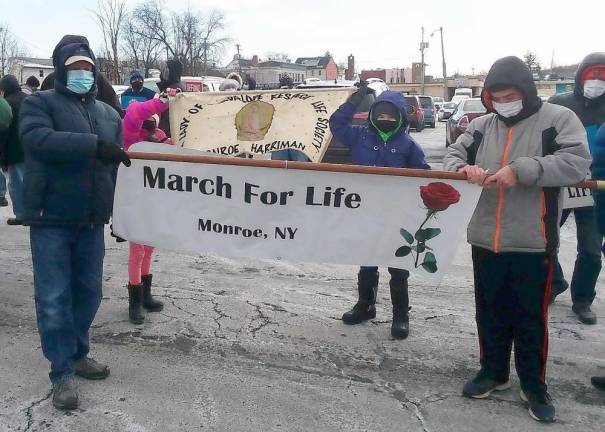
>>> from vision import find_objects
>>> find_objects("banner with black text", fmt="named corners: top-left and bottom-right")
top-left (113, 144), bottom-right (483, 281)
top-left (168, 88), bottom-right (354, 162)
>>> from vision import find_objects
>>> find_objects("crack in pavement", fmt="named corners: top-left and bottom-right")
top-left (211, 298), bottom-right (230, 340)
top-left (383, 383), bottom-right (430, 432)
top-left (22, 389), bottom-right (52, 432)
top-left (246, 301), bottom-right (276, 338)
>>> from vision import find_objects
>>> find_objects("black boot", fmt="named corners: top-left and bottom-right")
top-left (389, 269), bottom-right (410, 339)
top-left (342, 270), bottom-right (379, 324)
top-left (128, 283), bottom-right (145, 324)
top-left (141, 274), bottom-right (164, 312)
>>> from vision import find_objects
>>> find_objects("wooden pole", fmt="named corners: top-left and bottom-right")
top-left (127, 151), bottom-right (601, 189)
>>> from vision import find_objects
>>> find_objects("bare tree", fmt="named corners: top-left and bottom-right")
top-left (523, 51), bottom-right (541, 74)
top-left (133, 0), bottom-right (230, 76)
top-left (93, 0), bottom-right (127, 83)
top-left (0, 25), bottom-right (26, 77)
top-left (121, 8), bottom-right (162, 77)
top-left (198, 10), bottom-right (230, 74)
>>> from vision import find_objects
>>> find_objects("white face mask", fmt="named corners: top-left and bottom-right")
top-left (493, 99), bottom-right (523, 118)
top-left (583, 79), bottom-right (605, 100)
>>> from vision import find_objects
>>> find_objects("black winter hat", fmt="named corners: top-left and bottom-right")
top-left (371, 101), bottom-right (400, 121)
top-left (0, 74), bottom-right (21, 95)
top-left (25, 76), bottom-right (40, 87)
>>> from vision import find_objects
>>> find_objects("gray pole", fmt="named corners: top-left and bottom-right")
top-left (440, 27), bottom-right (447, 100)
top-left (420, 26), bottom-right (425, 94)
top-left (236, 44), bottom-right (242, 75)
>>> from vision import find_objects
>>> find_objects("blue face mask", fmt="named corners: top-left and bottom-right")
top-left (66, 70), bottom-right (94, 94)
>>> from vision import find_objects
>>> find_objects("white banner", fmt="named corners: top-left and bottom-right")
top-left (168, 88), bottom-right (354, 162)
top-left (113, 144), bottom-right (483, 281)
top-left (563, 186), bottom-right (594, 209)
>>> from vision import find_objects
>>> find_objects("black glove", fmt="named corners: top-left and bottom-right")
top-left (349, 81), bottom-right (374, 106)
top-left (110, 224), bottom-right (126, 243)
top-left (97, 140), bottom-right (131, 167)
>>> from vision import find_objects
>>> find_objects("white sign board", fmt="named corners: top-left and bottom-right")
top-left (114, 144), bottom-right (483, 282)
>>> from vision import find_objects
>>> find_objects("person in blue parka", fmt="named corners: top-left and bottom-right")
top-left (590, 123), bottom-right (605, 391)
top-left (329, 84), bottom-right (430, 340)
top-left (19, 38), bottom-right (130, 411)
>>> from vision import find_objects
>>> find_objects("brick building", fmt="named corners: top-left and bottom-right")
top-left (295, 56), bottom-right (338, 80)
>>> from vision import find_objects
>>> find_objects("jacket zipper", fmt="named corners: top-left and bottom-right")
top-left (82, 97), bottom-right (97, 226)
top-left (492, 127), bottom-right (514, 253)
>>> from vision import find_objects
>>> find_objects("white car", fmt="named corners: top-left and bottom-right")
top-left (438, 101), bottom-right (457, 121)
top-left (112, 85), bottom-right (129, 98)
top-left (142, 76), bottom-right (226, 93)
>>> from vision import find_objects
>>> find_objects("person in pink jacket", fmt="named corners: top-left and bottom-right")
top-left (123, 93), bottom-right (174, 324)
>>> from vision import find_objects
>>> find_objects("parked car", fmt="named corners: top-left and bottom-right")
top-left (445, 97), bottom-right (487, 146)
top-left (438, 101), bottom-right (457, 121)
top-left (402, 94), bottom-right (425, 132)
top-left (112, 85), bottom-right (129, 98)
top-left (419, 95), bottom-right (436, 128)
top-left (142, 76), bottom-right (226, 93)
top-left (432, 96), bottom-right (444, 110)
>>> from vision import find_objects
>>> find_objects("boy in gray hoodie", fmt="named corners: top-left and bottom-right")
top-left (444, 56), bottom-right (590, 423)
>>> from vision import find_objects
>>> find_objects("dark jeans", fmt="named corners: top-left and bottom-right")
top-left (472, 247), bottom-right (552, 396)
top-left (30, 225), bottom-right (105, 383)
top-left (552, 207), bottom-right (602, 306)
top-left (7, 163), bottom-right (25, 219)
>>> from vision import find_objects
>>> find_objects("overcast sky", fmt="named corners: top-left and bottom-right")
top-left (2, 0), bottom-right (603, 77)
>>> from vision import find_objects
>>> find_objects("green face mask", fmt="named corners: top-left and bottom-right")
top-left (370, 113), bottom-right (402, 143)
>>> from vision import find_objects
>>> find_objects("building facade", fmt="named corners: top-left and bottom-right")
top-left (7, 57), bottom-right (54, 84)
top-left (295, 56), bottom-right (338, 81)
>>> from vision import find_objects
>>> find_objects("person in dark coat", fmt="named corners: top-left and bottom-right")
top-left (22, 75), bottom-right (40, 94)
top-left (19, 38), bottom-right (130, 411)
top-left (0, 96), bottom-right (11, 207)
top-left (549, 53), bottom-right (605, 324)
top-left (0, 74), bottom-right (27, 224)
top-left (120, 69), bottom-right (156, 109)
top-left (330, 85), bottom-right (430, 340)
top-left (40, 35), bottom-right (123, 117)
top-left (156, 59), bottom-right (183, 137)
top-left (589, 122), bottom-right (605, 391)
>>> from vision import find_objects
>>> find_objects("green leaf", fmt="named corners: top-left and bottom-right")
top-left (423, 252), bottom-right (437, 263)
top-left (421, 251), bottom-right (438, 273)
top-left (415, 228), bottom-right (442, 242)
top-left (395, 246), bottom-right (412, 257)
top-left (421, 261), bottom-right (438, 273)
top-left (399, 228), bottom-right (414, 244)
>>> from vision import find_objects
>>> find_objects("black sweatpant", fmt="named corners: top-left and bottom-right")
top-left (472, 246), bottom-right (553, 395)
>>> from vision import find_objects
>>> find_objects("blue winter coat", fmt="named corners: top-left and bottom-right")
top-left (19, 42), bottom-right (123, 225)
top-left (592, 124), bottom-right (605, 235)
top-left (329, 91), bottom-right (430, 169)
top-left (120, 86), bottom-right (156, 109)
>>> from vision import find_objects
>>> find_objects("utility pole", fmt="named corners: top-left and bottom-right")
top-left (430, 27), bottom-right (448, 100)
top-left (236, 44), bottom-right (242, 76)
top-left (420, 26), bottom-right (426, 94)
top-left (439, 27), bottom-right (447, 100)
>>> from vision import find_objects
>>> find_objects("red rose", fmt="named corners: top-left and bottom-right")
top-left (419, 182), bottom-right (461, 212)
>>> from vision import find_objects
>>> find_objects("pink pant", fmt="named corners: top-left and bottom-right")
top-left (128, 242), bottom-right (155, 285)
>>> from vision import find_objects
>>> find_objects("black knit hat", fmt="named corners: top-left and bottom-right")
top-left (371, 101), bottom-right (400, 122)
top-left (25, 76), bottom-right (40, 88)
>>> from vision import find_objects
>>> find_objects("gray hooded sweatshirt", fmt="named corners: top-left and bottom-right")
top-left (444, 56), bottom-right (591, 254)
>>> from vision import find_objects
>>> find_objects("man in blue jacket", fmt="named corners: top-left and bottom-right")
top-left (120, 69), bottom-right (155, 109)
top-left (330, 84), bottom-right (430, 339)
top-left (549, 53), bottom-right (605, 324)
top-left (19, 38), bottom-right (130, 410)
top-left (590, 123), bottom-right (605, 391)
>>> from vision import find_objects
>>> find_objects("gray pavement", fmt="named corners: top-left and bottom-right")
top-left (1, 123), bottom-right (605, 431)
